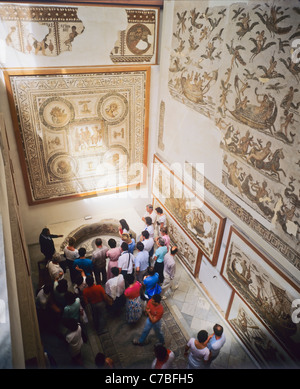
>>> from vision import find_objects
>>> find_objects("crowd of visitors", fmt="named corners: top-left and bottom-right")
top-left (36, 204), bottom-right (226, 369)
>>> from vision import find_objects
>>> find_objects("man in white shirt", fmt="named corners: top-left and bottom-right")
top-left (140, 230), bottom-right (154, 264)
top-left (105, 267), bottom-right (125, 312)
top-left (47, 252), bottom-right (64, 281)
top-left (161, 246), bottom-right (178, 300)
top-left (134, 241), bottom-right (150, 282)
top-left (91, 238), bottom-right (108, 285)
top-left (142, 204), bottom-right (157, 225)
top-left (118, 242), bottom-right (134, 277)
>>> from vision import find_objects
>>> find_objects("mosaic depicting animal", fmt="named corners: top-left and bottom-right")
top-left (168, 2), bottom-right (300, 253)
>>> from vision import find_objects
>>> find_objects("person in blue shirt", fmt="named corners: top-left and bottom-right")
top-left (153, 237), bottom-right (168, 284)
top-left (143, 267), bottom-right (160, 299)
top-left (206, 324), bottom-right (226, 364)
top-left (73, 247), bottom-right (93, 277)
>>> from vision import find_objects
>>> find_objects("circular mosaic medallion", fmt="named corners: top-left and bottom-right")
top-left (40, 97), bottom-right (74, 129)
top-left (98, 93), bottom-right (128, 125)
top-left (126, 23), bottom-right (152, 55)
top-left (49, 154), bottom-right (77, 179)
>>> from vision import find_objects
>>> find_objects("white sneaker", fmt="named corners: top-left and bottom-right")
top-left (162, 295), bottom-right (167, 300)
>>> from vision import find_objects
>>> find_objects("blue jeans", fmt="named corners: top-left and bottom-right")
top-left (139, 318), bottom-right (164, 344)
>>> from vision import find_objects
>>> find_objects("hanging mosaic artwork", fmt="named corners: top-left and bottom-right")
top-left (4, 67), bottom-right (150, 204)
top-left (221, 226), bottom-right (300, 363)
top-left (152, 154), bottom-right (225, 265)
top-left (168, 2), bottom-right (300, 272)
top-left (110, 8), bottom-right (159, 64)
top-left (0, 3), bottom-right (159, 64)
top-left (153, 196), bottom-right (201, 275)
top-left (227, 293), bottom-right (298, 368)
top-left (0, 3), bottom-right (84, 56)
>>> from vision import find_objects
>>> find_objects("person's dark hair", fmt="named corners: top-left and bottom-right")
top-left (111, 267), bottom-right (119, 277)
top-left (86, 275), bottom-right (94, 287)
top-left (119, 219), bottom-right (129, 231)
top-left (136, 241), bottom-right (144, 251)
top-left (160, 226), bottom-right (168, 235)
top-left (43, 283), bottom-right (52, 294)
top-left (126, 273), bottom-right (135, 285)
top-left (152, 294), bottom-right (161, 303)
top-left (121, 242), bottom-right (128, 251)
top-left (142, 230), bottom-right (149, 239)
top-left (108, 238), bottom-right (117, 248)
top-left (75, 275), bottom-right (83, 286)
top-left (65, 291), bottom-right (76, 306)
top-left (171, 246), bottom-right (178, 255)
top-left (78, 247), bottom-right (86, 257)
top-left (95, 352), bottom-right (105, 368)
top-left (68, 237), bottom-right (76, 246)
top-left (155, 207), bottom-right (163, 215)
top-left (145, 216), bottom-right (152, 226)
top-left (42, 227), bottom-right (50, 235)
top-left (95, 238), bottom-right (102, 247)
top-left (154, 344), bottom-right (168, 361)
top-left (197, 330), bottom-right (208, 343)
top-left (147, 266), bottom-right (155, 276)
top-left (213, 324), bottom-right (223, 337)
top-left (56, 279), bottom-right (68, 293)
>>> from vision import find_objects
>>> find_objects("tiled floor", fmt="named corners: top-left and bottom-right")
top-left (165, 260), bottom-right (257, 369)
top-left (29, 241), bottom-right (257, 370)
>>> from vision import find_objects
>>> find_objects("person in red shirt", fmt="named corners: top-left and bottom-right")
top-left (133, 294), bottom-right (164, 346)
top-left (83, 276), bottom-right (109, 335)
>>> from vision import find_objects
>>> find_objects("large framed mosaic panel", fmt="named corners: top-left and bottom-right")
top-left (226, 293), bottom-right (298, 368)
top-left (152, 154), bottom-right (225, 265)
top-left (221, 226), bottom-right (300, 362)
top-left (168, 1), bottom-right (300, 279)
top-left (152, 196), bottom-right (201, 275)
top-left (4, 66), bottom-right (150, 204)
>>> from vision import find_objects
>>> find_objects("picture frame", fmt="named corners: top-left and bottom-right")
top-left (221, 226), bottom-right (300, 361)
top-left (152, 154), bottom-right (226, 265)
top-left (226, 293), bottom-right (298, 368)
top-left (4, 66), bottom-right (151, 205)
top-left (153, 196), bottom-right (201, 275)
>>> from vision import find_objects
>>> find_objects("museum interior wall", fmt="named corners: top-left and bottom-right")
top-left (0, 0), bottom-right (300, 368)
top-left (0, 1), bottom-right (162, 367)
top-left (153, 0), bottom-right (300, 367)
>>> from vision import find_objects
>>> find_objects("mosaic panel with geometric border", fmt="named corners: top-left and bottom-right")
top-left (4, 67), bottom-right (150, 204)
